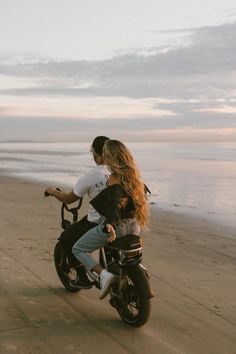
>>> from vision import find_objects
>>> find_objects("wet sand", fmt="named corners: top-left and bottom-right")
top-left (0, 176), bottom-right (235, 354)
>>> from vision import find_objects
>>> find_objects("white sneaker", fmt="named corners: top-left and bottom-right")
top-left (99, 269), bottom-right (115, 300)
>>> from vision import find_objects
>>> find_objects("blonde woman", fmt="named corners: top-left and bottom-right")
top-left (72, 140), bottom-right (149, 299)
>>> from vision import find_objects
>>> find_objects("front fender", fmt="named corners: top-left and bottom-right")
top-left (126, 264), bottom-right (154, 299)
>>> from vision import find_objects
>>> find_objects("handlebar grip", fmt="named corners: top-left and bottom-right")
top-left (44, 190), bottom-right (50, 197)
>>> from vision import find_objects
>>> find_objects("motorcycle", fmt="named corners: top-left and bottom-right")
top-left (45, 190), bottom-right (153, 327)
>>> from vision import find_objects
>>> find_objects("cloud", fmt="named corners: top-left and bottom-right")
top-left (0, 96), bottom-right (176, 119)
top-left (0, 21), bottom-right (236, 100)
top-left (0, 115), bottom-right (235, 143)
top-left (0, 20), bottom-right (236, 141)
top-left (193, 104), bottom-right (236, 114)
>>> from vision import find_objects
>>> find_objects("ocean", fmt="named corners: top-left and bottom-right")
top-left (0, 141), bottom-right (235, 227)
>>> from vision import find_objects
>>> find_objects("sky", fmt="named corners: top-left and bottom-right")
top-left (0, 0), bottom-right (236, 142)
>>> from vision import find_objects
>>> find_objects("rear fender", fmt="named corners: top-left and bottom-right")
top-left (126, 264), bottom-right (154, 299)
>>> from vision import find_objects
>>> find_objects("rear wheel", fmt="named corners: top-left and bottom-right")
top-left (111, 273), bottom-right (151, 327)
top-left (54, 241), bottom-right (80, 292)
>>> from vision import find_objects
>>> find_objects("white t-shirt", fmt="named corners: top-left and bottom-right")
top-left (73, 165), bottom-right (110, 223)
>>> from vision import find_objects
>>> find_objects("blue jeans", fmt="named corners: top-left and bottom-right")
top-left (72, 218), bottom-right (140, 271)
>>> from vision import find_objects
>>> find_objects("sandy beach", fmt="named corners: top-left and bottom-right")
top-left (0, 176), bottom-right (235, 354)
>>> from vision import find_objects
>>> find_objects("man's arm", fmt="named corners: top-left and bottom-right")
top-left (45, 187), bottom-right (81, 204)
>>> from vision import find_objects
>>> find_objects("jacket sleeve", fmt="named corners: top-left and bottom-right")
top-left (90, 184), bottom-right (126, 219)
top-left (103, 199), bottom-right (122, 227)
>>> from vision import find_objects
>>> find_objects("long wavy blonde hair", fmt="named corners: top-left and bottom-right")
top-left (103, 140), bottom-right (149, 228)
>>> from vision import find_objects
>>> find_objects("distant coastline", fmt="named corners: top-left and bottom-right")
top-left (1, 141), bottom-right (236, 229)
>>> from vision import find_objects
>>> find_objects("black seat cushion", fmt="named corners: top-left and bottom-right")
top-left (108, 234), bottom-right (141, 251)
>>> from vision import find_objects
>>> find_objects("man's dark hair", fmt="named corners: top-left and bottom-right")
top-left (92, 136), bottom-right (110, 156)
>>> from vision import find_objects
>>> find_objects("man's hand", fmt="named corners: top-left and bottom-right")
top-left (106, 224), bottom-right (116, 242)
top-left (45, 187), bottom-right (55, 197)
top-left (44, 188), bottom-right (80, 204)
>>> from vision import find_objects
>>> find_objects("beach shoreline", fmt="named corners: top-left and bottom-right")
top-left (0, 175), bottom-right (235, 353)
top-left (1, 141), bottom-right (236, 230)
top-left (2, 169), bottom-right (236, 230)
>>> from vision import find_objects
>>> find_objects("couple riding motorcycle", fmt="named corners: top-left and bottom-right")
top-left (45, 136), bottom-right (149, 300)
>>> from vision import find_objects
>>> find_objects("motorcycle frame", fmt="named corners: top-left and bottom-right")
top-left (58, 200), bottom-right (153, 299)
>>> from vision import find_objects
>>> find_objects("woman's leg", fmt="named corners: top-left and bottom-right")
top-left (72, 224), bottom-right (109, 272)
top-left (72, 224), bottom-right (116, 299)
top-left (60, 216), bottom-right (97, 268)
top-left (73, 218), bottom-right (140, 271)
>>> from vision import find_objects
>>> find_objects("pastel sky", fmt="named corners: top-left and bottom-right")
top-left (0, 0), bottom-right (236, 142)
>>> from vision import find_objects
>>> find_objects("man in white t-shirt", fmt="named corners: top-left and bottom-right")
top-left (45, 136), bottom-right (110, 288)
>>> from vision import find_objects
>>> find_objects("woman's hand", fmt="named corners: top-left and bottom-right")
top-left (106, 224), bottom-right (116, 242)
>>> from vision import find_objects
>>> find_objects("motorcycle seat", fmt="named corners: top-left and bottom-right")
top-left (107, 234), bottom-right (142, 251)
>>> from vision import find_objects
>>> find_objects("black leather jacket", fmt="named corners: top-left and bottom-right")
top-left (90, 184), bottom-right (135, 227)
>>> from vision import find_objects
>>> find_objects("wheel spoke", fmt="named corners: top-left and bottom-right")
top-left (114, 272), bottom-right (151, 326)
top-left (128, 302), bottom-right (138, 310)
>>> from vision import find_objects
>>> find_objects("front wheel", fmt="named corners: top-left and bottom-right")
top-left (54, 241), bottom-right (80, 292)
top-left (111, 272), bottom-right (151, 327)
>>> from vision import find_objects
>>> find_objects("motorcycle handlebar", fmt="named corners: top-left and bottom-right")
top-left (44, 187), bottom-right (82, 227)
